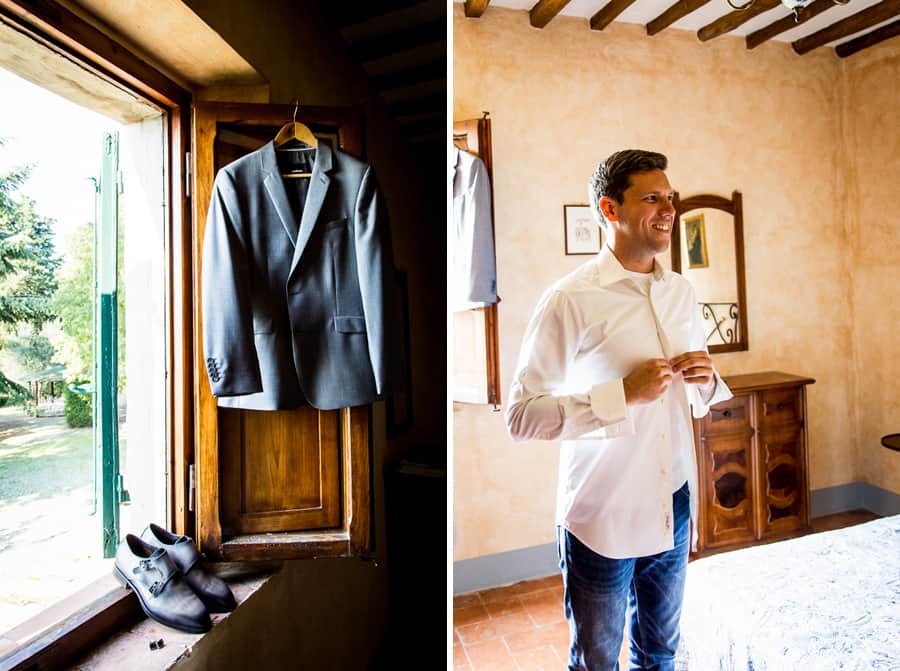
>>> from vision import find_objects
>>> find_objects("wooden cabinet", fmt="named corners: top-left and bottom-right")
top-left (693, 372), bottom-right (815, 554)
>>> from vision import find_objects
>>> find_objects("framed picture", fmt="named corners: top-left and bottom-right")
top-left (386, 268), bottom-right (412, 437)
top-left (683, 213), bottom-right (709, 269)
top-left (563, 204), bottom-right (601, 255)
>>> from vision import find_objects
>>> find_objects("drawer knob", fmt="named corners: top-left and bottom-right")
top-left (723, 409), bottom-right (732, 418)
top-left (777, 402), bottom-right (786, 411)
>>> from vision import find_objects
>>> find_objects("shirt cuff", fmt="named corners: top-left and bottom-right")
top-left (589, 379), bottom-right (627, 426)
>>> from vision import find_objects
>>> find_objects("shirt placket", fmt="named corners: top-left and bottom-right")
top-left (648, 282), bottom-right (675, 539)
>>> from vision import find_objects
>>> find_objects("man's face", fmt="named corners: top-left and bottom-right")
top-left (602, 169), bottom-right (676, 261)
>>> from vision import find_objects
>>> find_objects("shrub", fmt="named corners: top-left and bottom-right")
top-left (64, 380), bottom-right (93, 428)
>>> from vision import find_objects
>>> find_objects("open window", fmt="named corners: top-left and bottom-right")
top-left (0, 0), bottom-right (191, 665)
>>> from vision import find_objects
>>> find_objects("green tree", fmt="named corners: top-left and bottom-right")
top-left (0, 138), bottom-right (60, 400)
top-left (4, 329), bottom-right (55, 373)
top-left (51, 214), bottom-right (126, 389)
top-left (51, 222), bottom-right (93, 377)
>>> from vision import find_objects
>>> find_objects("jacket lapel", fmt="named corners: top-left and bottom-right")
top-left (290, 141), bottom-right (332, 274)
top-left (261, 141), bottom-right (299, 246)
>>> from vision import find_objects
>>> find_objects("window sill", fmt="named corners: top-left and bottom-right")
top-left (0, 563), bottom-right (279, 671)
top-left (70, 563), bottom-right (278, 670)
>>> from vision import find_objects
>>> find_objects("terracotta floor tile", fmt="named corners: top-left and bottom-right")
top-left (457, 611), bottom-right (535, 646)
top-left (482, 594), bottom-right (523, 619)
top-left (464, 640), bottom-right (518, 671)
top-left (532, 574), bottom-right (563, 591)
top-left (504, 620), bottom-right (569, 653)
top-left (552, 639), bottom-right (569, 663)
top-left (515, 575), bottom-right (560, 596)
top-left (478, 583), bottom-right (526, 604)
top-left (454, 602), bottom-right (491, 627)
top-left (455, 593), bottom-right (481, 609)
top-left (454, 643), bottom-right (470, 668)
top-left (520, 589), bottom-right (564, 626)
top-left (511, 645), bottom-right (561, 671)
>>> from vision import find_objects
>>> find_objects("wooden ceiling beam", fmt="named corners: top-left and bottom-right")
top-left (464, 0), bottom-right (491, 17)
top-left (322, 1), bottom-right (427, 28)
top-left (792, 0), bottom-right (900, 54)
top-left (835, 17), bottom-right (900, 56)
top-left (349, 20), bottom-right (445, 62)
top-left (647, 0), bottom-right (712, 36)
top-left (370, 61), bottom-right (444, 91)
top-left (530, 0), bottom-right (572, 28)
top-left (590, 0), bottom-right (641, 30)
top-left (388, 92), bottom-right (445, 116)
top-left (698, 0), bottom-right (780, 41)
top-left (746, 0), bottom-right (838, 49)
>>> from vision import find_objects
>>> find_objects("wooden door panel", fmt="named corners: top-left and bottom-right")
top-left (193, 102), bottom-right (370, 559)
top-left (757, 423), bottom-right (808, 538)
top-left (219, 408), bottom-right (341, 534)
top-left (700, 431), bottom-right (757, 548)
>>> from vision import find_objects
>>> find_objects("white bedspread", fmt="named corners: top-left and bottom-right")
top-left (676, 515), bottom-right (900, 670)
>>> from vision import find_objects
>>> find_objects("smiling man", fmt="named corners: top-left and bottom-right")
top-left (506, 150), bottom-right (732, 671)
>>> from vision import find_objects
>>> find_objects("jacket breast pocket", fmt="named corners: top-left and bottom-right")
top-left (334, 316), bottom-right (366, 333)
top-left (325, 217), bottom-right (365, 322)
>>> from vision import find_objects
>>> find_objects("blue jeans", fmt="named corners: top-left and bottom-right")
top-left (557, 482), bottom-right (690, 671)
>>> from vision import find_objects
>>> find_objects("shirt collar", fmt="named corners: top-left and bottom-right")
top-left (592, 245), bottom-right (669, 288)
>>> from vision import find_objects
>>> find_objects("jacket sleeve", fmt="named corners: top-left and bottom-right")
top-left (354, 165), bottom-right (394, 397)
top-left (201, 170), bottom-right (263, 397)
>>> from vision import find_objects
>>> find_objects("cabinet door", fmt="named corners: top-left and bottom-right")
top-left (699, 427), bottom-right (757, 548)
top-left (193, 102), bottom-right (371, 560)
top-left (757, 422), bottom-right (809, 538)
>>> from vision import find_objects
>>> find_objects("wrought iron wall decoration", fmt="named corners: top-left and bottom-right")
top-left (700, 302), bottom-right (740, 346)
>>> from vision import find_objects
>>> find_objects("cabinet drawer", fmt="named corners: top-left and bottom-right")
top-left (759, 387), bottom-right (803, 427)
top-left (702, 394), bottom-right (751, 435)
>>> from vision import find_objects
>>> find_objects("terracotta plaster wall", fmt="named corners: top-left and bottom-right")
top-left (453, 4), bottom-right (859, 560)
top-left (842, 39), bottom-right (900, 498)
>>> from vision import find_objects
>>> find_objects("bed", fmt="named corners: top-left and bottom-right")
top-left (675, 515), bottom-right (900, 670)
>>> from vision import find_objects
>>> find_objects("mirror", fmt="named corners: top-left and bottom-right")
top-left (671, 191), bottom-right (748, 354)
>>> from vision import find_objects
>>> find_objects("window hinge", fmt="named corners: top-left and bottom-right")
top-left (185, 151), bottom-right (192, 199)
top-left (188, 463), bottom-right (195, 512)
top-left (118, 473), bottom-right (131, 505)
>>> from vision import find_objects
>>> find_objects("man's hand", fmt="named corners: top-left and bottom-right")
top-left (670, 351), bottom-right (714, 385)
top-left (623, 359), bottom-right (673, 405)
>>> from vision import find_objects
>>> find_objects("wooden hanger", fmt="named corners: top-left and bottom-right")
top-left (275, 100), bottom-right (317, 178)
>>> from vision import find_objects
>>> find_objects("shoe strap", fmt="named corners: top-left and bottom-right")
top-left (169, 539), bottom-right (202, 575)
top-left (132, 551), bottom-right (178, 597)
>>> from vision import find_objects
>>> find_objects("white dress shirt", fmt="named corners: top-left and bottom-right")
top-left (506, 246), bottom-right (732, 559)
top-left (452, 147), bottom-right (497, 311)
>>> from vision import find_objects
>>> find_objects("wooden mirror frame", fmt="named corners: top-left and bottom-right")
top-left (671, 191), bottom-right (749, 354)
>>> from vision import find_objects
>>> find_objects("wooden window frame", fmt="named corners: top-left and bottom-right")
top-left (0, 1), bottom-right (193, 667)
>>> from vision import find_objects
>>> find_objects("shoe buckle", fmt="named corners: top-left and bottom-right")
top-left (148, 580), bottom-right (163, 596)
top-left (134, 558), bottom-right (154, 573)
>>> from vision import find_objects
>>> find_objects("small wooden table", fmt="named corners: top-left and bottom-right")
top-left (881, 434), bottom-right (900, 452)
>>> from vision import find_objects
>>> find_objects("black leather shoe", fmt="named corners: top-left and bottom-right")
top-left (140, 523), bottom-right (237, 613)
top-left (114, 534), bottom-right (211, 634)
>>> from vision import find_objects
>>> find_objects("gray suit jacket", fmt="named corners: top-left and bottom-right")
top-left (202, 140), bottom-right (393, 411)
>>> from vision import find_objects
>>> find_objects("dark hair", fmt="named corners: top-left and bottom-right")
top-left (589, 150), bottom-right (668, 226)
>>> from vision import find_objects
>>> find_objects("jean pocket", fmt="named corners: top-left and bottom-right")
top-left (563, 529), bottom-right (632, 594)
